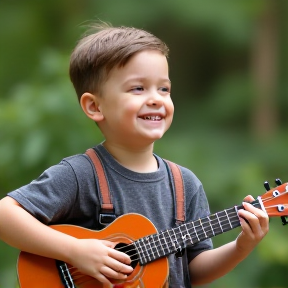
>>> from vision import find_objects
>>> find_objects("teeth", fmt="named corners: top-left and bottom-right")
top-left (144, 116), bottom-right (161, 120)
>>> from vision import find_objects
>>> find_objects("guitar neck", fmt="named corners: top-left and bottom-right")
top-left (135, 199), bottom-right (262, 265)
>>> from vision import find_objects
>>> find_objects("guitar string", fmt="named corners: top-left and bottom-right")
top-left (127, 215), bottom-right (242, 262)
top-left (64, 214), bottom-right (239, 284)
top-left (132, 196), bottom-right (288, 262)
top-left (66, 196), bottom-right (288, 276)
top-left (261, 191), bottom-right (288, 204)
top-left (108, 213), bottom-right (242, 263)
top-left (113, 196), bottom-right (288, 261)
top-left (65, 199), bottom-right (288, 285)
top-left (65, 209), bottom-right (241, 277)
top-left (67, 197), bottom-right (287, 272)
top-left (66, 212), bottom-right (242, 277)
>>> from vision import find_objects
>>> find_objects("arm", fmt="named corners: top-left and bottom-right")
top-left (0, 196), bottom-right (133, 285)
top-left (189, 195), bottom-right (269, 286)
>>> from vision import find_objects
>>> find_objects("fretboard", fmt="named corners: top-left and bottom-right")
top-left (134, 199), bottom-right (261, 265)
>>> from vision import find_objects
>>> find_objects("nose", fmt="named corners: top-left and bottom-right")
top-left (147, 91), bottom-right (163, 107)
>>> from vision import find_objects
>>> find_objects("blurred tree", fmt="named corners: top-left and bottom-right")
top-left (250, 0), bottom-right (280, 140)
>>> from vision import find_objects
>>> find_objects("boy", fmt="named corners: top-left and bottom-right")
top-left (0, 22), bottom-right (268, 287)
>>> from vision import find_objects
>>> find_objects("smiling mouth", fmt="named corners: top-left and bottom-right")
top-left (141, 116), bottom-right (162, 121)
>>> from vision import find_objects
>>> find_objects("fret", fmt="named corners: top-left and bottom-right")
top-left (171, 226), bottom-right (181, 251)
top-left (136, 235), bottom-right (156, 265)
top-left (195, 218), bottom-right (209, 240)
top-left (151, 234), bottom-right (161, 259)
top-left (199, 218), bottom-right (207, 238)
top-left (216, 212), bottom-right (224, 233)
top-left (195, 219), bottom-right (204, 240)
top-left (183, 223), bottom-right (194, 245)
top-left (207, 215), bottom-right (215, 237)
top-left (177, 224), bottom-right (191, 247)
top-left (177, 225), bottom-right (185, 247)
top-left (144, 237), bottom-right (153, 263)
top-left (136, 240), bottom-right (147, 265)
top-left (146, 235), bottom-right (155, 260)
top-left (163, 230), bottom-right (177, 254)
top-left (137, 238), bottom-right (148, 264)
top-left (185, 222), bottom-right (196, 244)
top-left (158, 231), bottom-right (170, 255)
top-left (166, 229), bottom-right (178, 253)
top-left (224, 209), bottom-right (233, 229)
top-left (231, 206), bottom-right (241, 228)
top-left (209, 213), bottom-right (223, 235)
top-left (217, 210), bottom-right (231, 232)
top-left (156, 233), bottom-right (166, 257)
top-left (203, 216), bottom-right (215, 238)
top-left (191, 221), bottom-right (200, 242)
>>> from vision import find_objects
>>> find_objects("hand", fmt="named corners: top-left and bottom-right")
top-left (236, 195), bottom-right (269, 255)
top-left (68, 238), bottom-right (133, 285)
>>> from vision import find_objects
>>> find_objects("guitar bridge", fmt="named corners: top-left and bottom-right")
top-left (56, 260), bottom-right (76, 288)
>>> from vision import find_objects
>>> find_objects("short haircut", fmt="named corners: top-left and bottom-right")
top-left (69, 22), bottom-right (169, 101)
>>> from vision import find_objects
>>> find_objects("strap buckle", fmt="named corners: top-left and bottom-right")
top-left (99, 213), bottom-right (117, 226)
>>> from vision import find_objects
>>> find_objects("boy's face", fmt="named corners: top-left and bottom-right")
top-left (97, 49), bottom-right (174, 147)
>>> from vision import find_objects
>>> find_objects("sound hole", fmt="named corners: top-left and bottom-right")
top-left (114, 242), bottom-right (139, 269)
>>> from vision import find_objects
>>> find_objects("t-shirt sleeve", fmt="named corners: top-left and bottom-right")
top-left (180, 167), bottom-right (213, 263)
top-left (7, 159), bottom-right (79, 225)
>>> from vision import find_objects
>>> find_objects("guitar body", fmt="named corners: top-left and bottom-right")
top-left (17, 182), bottom-right (288, 288)
top-left (17, 213), bottom-right (169, 288)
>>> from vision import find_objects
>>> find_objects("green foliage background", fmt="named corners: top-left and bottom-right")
top-left (0, 0), bottom-right (287, 287)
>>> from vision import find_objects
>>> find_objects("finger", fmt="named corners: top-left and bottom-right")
top-left (100, 265), bottom-right (130, 280)
top-left (108, 248), bottom-right (132, 265)
top-left (95, 273), bottom-right (113, 285)
top-left (101, 240), bottom-right (117, 248)
top-left (242, 202), bottom-right (269, 225)
top-left (243, 195), bottom-right (255, 202)
top-left (238, 208), bottom-right (268, 236)
top-left (105, 256), bottom-right (133, 275)
top-left (238, 209), bottom-right (258, 227)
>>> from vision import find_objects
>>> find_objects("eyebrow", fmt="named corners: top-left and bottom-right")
top-left (123, 77), bottom-right (171, 85)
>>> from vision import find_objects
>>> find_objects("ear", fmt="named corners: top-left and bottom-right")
top-left (80, 92), bottom-right (104, 122)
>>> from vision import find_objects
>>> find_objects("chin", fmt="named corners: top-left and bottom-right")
top-left (147, 134), bottom-right (164, 141)
top-left (136, 129), bottom-right (167, 143)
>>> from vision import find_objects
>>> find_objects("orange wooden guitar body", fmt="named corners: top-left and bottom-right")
top-left (17, 182), bottom-right (288, 287)
top-left (17, 213), bottom-right (169, 288)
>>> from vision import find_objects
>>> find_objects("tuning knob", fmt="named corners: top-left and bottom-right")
top-left (281, 216), bottom-right (288, 226)
top-left (264, 181), bottom-right (270, 191)
top-left (275, 178), bottom-right (282, 186)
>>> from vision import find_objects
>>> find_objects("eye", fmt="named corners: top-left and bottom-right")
top-left (131, 86), bottom-right (144, 92)
top-left (159, 86), bottom-right (171, 93)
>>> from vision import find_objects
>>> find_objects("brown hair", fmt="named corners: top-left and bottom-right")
top-left (69, 22), bottom-right (169, 101)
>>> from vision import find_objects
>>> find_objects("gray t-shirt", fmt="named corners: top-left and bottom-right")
top-left (8, 144), bottom-right (212, 288)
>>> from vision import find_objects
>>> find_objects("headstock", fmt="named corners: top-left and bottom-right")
top-left (259, 179), bottom-right (288, 225)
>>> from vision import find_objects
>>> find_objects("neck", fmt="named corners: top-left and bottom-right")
top-left (135, 199), bottom-right (262, 266)
top-left (102, 141), bottom-right (158, 173)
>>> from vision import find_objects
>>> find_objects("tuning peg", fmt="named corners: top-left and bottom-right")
top-left (281, 216), bottom-right (288, 226)
top-left (264, 181), bottom-right (271, 191)
top-left (275, 178), bottom-right (282, 186)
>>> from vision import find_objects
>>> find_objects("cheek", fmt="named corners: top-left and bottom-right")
top-left (122, 101), bottom-right (140, 115)
top-left (167, 100), bottom-right (174, 115)
top-left (166, 101), bottom-right (174, 126)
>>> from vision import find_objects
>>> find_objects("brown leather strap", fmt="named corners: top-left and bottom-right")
top-left (85, 148), bottom-right (113, 211)
top-left (165, 160), bottom-right (185, 223)
top-left (86, 148), bottom-right (185, 224)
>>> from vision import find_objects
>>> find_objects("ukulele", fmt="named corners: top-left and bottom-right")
top-left (17, 180), bottom-right (288, 288)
